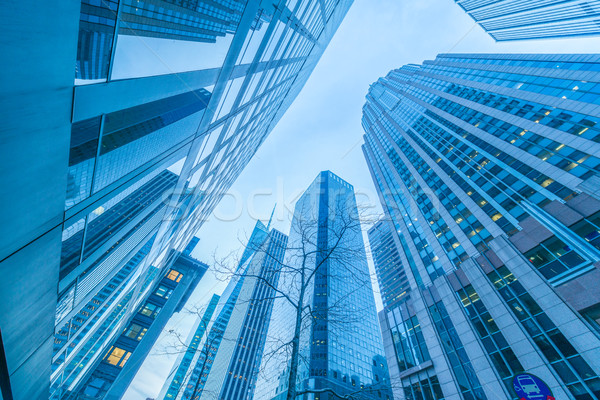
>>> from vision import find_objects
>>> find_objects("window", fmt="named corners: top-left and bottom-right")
top-left (166, 269), bottom-right (183, 282)
top-left (104, 346), bottom-right (131, 367)
top-left (83, 377), bottom-right (106, 397)
top-left (155, 285), bottom-right (173, 299)
top-left (524, 236), bottom-right (587, 281)
top-left (570, 212), bottom-right (600, 250)
top-left (487, 266), bottom-right (599, 398)
top-left (139, 302), bottom-right (161, 318)
top-left (123, 323), bottom-right (148, 341)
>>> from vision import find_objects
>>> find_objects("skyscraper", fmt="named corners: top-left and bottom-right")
top-left (453, 0), bottom-right (600, 41)
top-left (368, 218), bottom-right (410, 310)
top-left (172, 219), bottom-right (287, 400)
top-left (158, 294), bottom-right (220, 400)
top-left (69, 239), bottom-right (209, 399)
top-left (0, 1), bottom-right (353, 399)
top-left (255, 171), bottom-right (391, 400)
top-left (362, 54), bottom-right (600, 400)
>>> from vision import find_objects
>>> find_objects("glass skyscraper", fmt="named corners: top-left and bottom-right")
top-left (158, 294), bottom-right (220, 400)
top-left (255, 171), bottom-right (391, 400)
top-left (0, 1), bottom-right (353, 399)
top-left (66, 239), bottom-right (208, 399)
top-left (453, 0), bottom-right (600, 41)
top-left (362, 54), bottom-right (600, 400)
top-left (368, 218), bottom-right (411, 310)
top-left (172, 220), bottom-right (288, 400)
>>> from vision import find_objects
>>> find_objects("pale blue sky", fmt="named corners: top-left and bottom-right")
top-left (125, 1), bottom-right (600, 398)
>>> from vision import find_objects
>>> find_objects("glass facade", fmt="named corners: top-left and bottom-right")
top-left (175, 221), bottom-right (288, 400)
top-left (362, 53), bottom-right (600, 400)
top-left (368, 219), bottom-right (410, 310)
top-left (69, 240), bottom-right (208, 399)
top-left (255, 171), bottom-right (391, 400)
top-left (454, 0), bottom-right (600, 41)
top-left (159, 294), bottom-right (220, 400)
top-left (76, 0), bottom-right (246, 80)
top-left (46, 0), bottom-right (353, 398)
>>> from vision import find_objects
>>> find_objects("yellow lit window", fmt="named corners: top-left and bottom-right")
top-left (491, 213), bottom-right (503, 221)
top-left (577, 127), bottom-right (589, 136)
top-left (105, 347), bottom-right (130, 367)
top-left (119, 351), bottom-right (131, 367)
top-left (166, 269), bottom-right (183, 282)
top-left (541, 179), bottom-right (554, 188)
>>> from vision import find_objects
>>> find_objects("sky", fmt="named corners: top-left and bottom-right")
top-left (124, 0), bottom-right (600, 398)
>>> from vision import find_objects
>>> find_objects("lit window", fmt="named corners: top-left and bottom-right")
top-left (155, 285), bottom-right (173, 299)
top-left (139, 303), bottom-right (161, 318)
top-left (166, 269), bottom-right (183, 282)
top-left (124, 323), bottom-right (148, 341)
top-left (104, 346), bottom-right (131, 367)
top-left (120, 351), bottom-right (131, 367)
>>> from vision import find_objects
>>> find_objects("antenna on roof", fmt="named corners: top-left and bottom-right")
top-left (266, 204), bottom-right (276, 230)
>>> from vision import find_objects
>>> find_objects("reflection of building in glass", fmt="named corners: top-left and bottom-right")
top-left (453, 0), bottom-right (600, 41)
top-left (76, 0), bottom-right (247, 80)
top-left (174, 220), bottom-right (288, 400)
top-left (362, 53), bottom-right (600, 400)
top-left (67, 239), bottom-right (208, 399)
top-left (0, 1), bottom-right (353, 399)
top-left (255, 171), bottom-right (391, 400)
top-left (157, 294), bottom-right (220, 400)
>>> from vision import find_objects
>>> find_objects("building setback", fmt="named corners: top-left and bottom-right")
top-left (255, 171), bottom-right (391, 400)
top-left (362, 53), bottom-right (600, 400)
top-left (173, 220), bottom-right (287, 400)
top-left (453, 0), bottom-right (600, 41)
top-left (0, 0), bottom-right (353, 399)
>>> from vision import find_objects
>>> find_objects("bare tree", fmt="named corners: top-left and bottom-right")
top-left (157, 301), bottom-right (229, 400)
top-left (213, 192), bottom-right (393, 400)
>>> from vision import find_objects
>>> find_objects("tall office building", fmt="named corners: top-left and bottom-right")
top-left (362, 53), bottom-right (600, 400)
top-left (369, 219), bottom-right (429, 400)
top-left (453, 0), bottom-right (600, 41)
top-left (68, 239), bottom-right (208, 399)
top-left (368, 219), bottom-right (411, 310)
top-left (158, 294), bottom-right (220, 400)
top-left (0, 1), bottom-right (353, 399)
top-left (255, 171), bottom-right (391, 400)
top-left (172, 219), bottom-right (287, 400)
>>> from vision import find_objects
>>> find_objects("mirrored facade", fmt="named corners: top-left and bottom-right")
top-left (362, 53), bottom-right (600, 400)
top-left (171, 220), bottom-right (288, 400)
top-left (0, 1), bottom-right (353, 399)
top-left (255, 171), bottom-right (391, 400)
top-left (454, 0), bottom-right (600, 41)
top-left (158, 294), bottom-right (220, 400)
top-left (68, 239), bottom-right (208, 399)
